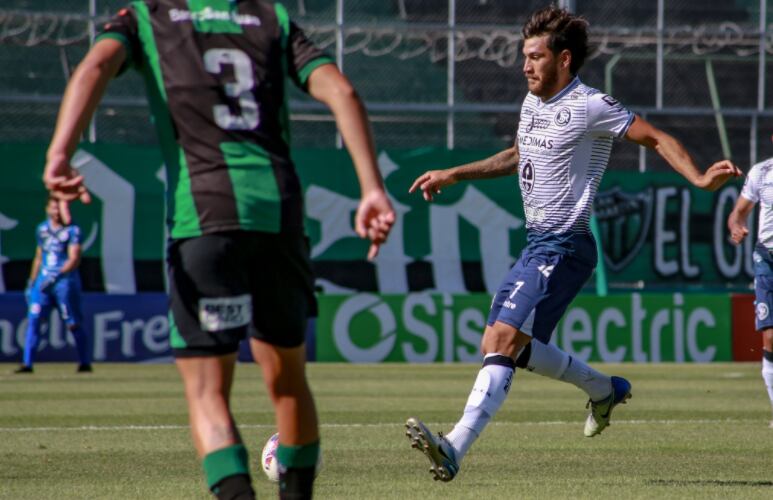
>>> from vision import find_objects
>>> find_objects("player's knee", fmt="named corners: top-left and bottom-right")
top-left (186, 382), bottom-right (229, 408)
top-left (762, 328), bottom-right (773, 347)
top-left (179, 368), bottom-right (231, 403)
top-left (482, 322), bottom-right (527, 357)
top-left (27, 302), bottom-right (43, 318)
top-left (264, 368), bottom-right (308, 400)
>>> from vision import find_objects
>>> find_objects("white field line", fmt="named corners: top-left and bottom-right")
top-left (0, 418), bottom-right (762, 433)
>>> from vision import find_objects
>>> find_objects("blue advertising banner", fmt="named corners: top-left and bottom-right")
top-left (0, 293), bottom-right (313, 363)
top-left (0, 292), bottom-right (171, 363)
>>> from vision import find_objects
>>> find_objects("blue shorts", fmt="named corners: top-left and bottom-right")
top-left (753, 246), bottom-right (773, 331)
top-left (488, 232), bottom-right (596, 344)
top-left (28, 274), bottom-right (83, 326)
top-left (754, 275), bottom-right (773, 331)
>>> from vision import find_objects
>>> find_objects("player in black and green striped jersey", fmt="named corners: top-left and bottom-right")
top-left (42, 1), bottom-right (395, 499)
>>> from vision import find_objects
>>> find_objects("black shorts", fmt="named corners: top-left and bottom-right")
top-left (167, 231), bottom-right (317, 357)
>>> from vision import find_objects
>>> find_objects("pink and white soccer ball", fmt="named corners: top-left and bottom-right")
top-left (260, 432), bottom-right (322, 482)
top-left (261, 433), bottom-right (282, 481)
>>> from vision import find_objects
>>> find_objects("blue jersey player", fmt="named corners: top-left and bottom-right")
top-left (727, 133), bottom-right (773, 428)
top-left (15, 198), bottom-right (92, 374)
top-left (405, 6), bottom-right (741, 482)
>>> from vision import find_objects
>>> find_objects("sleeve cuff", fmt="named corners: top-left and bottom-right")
top-left (617, 112), bottom-right (635, 138)
top-left (95, 32), bottom-right (133, 71)
top-left (297, 57), bottom-right (335, 86)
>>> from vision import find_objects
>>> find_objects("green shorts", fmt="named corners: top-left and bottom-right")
top-left (167, 230), bottom-right (317, 357)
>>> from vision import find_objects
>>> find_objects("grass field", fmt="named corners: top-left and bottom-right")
top-left (1, 362), bottom-right (772, 499)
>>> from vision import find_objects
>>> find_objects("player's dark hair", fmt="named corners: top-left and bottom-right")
top-left (522, 5), bottom-right (589, 75)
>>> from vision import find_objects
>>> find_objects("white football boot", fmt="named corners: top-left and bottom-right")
top-left (405, 417), bottom-right (459, 482)
top-left (584, 376), bottom-right (632, 437)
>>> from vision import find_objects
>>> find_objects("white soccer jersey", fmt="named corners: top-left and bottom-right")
top-left (740, 157), bottom-right (773, 249)
top-left (516, 77), bottom-right (633, 234)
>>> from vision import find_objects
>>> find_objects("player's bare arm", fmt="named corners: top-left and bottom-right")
top-left (307, 64), bottom-right (395, 259)
top-left (44, 38), bottom-right (126, 222)
top-left (624, 115), bottom-right (741, 191)
top-left (728, 195), bottom-right (755, 245)
top-left (408, 146), bottom-right (520, 202)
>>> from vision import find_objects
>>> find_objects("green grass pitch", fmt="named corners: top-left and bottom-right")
top-left (1, 362), bottom-right (772, 499)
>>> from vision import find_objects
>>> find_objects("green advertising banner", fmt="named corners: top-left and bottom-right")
top-left (316, 293), bottom-right (732, 363)
top-left (0, 144), bottom-right (754, 293)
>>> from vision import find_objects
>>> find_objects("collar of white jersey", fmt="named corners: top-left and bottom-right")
top-left (536, 76), bottom-right (581, 106)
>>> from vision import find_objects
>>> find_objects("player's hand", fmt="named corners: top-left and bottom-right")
top-left (43, 153), bottom-right (91, 224)
top-left (729, 224), bottom-right (749, 245)
top-left (354, 189), bottom-right (395, 260)
top-left (695, 160), bottom-right (742, 192)
top-left (408, 169), bottom-right (456, 202)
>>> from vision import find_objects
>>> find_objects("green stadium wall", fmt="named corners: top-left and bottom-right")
top-left (0, 143), bottom-right (757, 294)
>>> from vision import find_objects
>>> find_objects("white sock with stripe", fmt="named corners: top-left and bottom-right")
top-left (520, 340), bottom-right (611, 402)
top-left (763, 352), bottom-right (773, 414)
top-left (446, 353), bottom-right (515, 462)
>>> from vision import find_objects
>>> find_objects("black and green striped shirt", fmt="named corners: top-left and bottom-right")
top-left (98, 0), bottom-right (333, 238)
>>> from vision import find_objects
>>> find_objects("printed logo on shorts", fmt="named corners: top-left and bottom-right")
top-left (538, 264), bottom-right (555, 278)
top-left (756, 302), bottom-right (769, 321)
top-left (199, 294), bottom-right (252, 332)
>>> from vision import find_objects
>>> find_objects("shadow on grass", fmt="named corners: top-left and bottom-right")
top-left (648, 479), bottom-right (773, 487)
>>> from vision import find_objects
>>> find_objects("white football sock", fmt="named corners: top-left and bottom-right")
top-left (446, 353), bottom-right (515, 462)
top-left (524, 340), bottom-right (611, 402)
top-left (762, 355), bottom-right (773, 411)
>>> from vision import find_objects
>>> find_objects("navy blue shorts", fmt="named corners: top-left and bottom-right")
top-left (754, 274), bottom-right (773, 331)
top-left (753, 247), bottom-right (773, 331)
top-left (488, 233), bottom-right (596, 343)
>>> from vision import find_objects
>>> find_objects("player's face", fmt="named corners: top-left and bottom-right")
top-left (46, 199), bottom-right (61, 224)
top-left (522, 35), bottom-right (568, 99)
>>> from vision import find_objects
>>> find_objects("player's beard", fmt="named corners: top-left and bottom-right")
top-left (528, 63), bottom-right (560, 99)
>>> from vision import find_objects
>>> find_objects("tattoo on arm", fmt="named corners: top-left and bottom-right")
top-left (453, 148), bottom-right (520, 181)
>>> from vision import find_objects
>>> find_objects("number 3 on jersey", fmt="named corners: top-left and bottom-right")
top-left (204, 48), bottom-right (259, 130)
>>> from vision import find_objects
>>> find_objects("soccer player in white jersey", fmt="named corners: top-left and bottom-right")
top-left (727, 134), bottom-right (773, 428)
top-left (405, 5), bottom-right (741, 482)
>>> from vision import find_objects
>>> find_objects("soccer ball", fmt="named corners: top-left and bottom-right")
top-left (261, 433), bottom-right (281, 482)
top-left (260, 432), bottom-right (323, 482)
